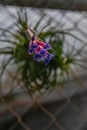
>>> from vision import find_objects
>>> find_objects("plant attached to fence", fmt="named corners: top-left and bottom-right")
top-left (0, 9), bottom-right (83, 97)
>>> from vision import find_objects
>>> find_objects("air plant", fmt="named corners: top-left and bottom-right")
top-left (0, 9), bottom-right (85, 98)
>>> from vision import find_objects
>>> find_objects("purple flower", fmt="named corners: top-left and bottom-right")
top-left (28, 48), bottom-right (34, 54)
top-left (39, 49), bottom-right (47, 56)
top-left (44, 59), bottom-right (50, 65)
top-left (27, 29), bottom-right (54, 65)
top-left (44, 43), bottom-right (51, 50)
top-left (34, 52), bottom-right (44, 62)
top-left (28, 43), bottom-right (38, 54)
top-left (31, 43), bottom-right (38, 49)
top-left (47, 53), bottom-right (54, 60)
top-left (44, 54), bottom-right (54, 65)
top-left (34, 53), bottom-right (40, 60)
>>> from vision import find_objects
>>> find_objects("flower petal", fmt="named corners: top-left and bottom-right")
top-left (33, 53), bottom-right (39, 60)
top-left (31, 43), bottom-right (38, 49)
top-left (44, 53), bottom-right (54, 65)
top-left (44, 59), bottom-right (50, 65)
top-left (28, 48), bottom-right (34, 54)
top-left (39, 49), bottom-right (47, 56)
top-left (48, 53), bottom-right (54, 59)
top-left (44, 43), bottom-right (51, 50)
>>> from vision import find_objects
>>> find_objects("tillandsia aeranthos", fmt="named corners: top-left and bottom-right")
top-left (27, 28), bottom-right (54, 65)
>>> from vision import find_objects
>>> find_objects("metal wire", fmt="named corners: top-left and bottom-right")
top-left (0, 5), bottom-right (87, 130)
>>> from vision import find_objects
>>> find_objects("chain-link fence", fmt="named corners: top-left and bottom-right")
top-left (0, 5), bottom-right (87, 130)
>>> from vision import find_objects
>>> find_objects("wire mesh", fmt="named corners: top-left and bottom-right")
top-left (0, 5), bottom-right (87, 130)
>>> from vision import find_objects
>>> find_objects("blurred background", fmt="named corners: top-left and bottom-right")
top-left (0, 0), bottom-right (87, 130)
